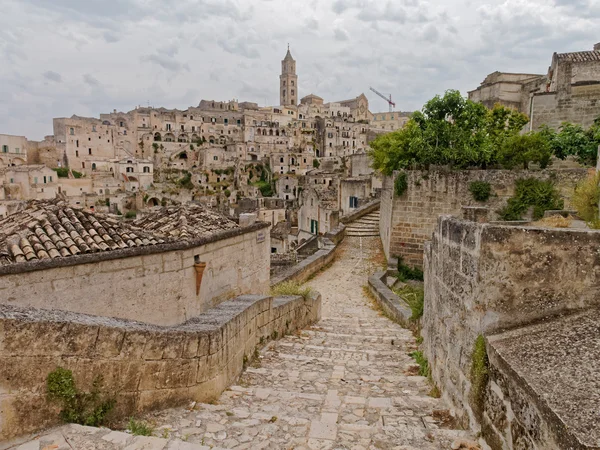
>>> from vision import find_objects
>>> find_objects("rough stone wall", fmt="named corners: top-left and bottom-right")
top-left (0, 292), bottom-right (321, 441)
top-left (531, 84), bottom-right (600, 131)
top-left (0, 226), bottom-right (270, 326)
top-left (423, 216), bottom-right (600, 445)
top-left (380, 168), bottom-right (587, 266)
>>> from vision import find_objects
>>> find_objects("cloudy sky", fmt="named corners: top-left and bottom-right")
top-left (1, 0), bottom-right (598, 140)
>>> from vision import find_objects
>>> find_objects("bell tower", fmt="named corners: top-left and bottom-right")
top-left (280, 45), bottom-right (298, 106)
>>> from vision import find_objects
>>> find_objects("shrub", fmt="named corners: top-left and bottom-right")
top-left (128, 418), bottom-right (154, 436)
top-left (47, 367), bottom-right (115, 427)
top-left (470, 335), bottom-right (489, 414)
top-left (53, 168), bottom-right (83, 178)
top-left (409, 351), bottom-right (430, 377)
top-left (313, 159), bottom-right (320, 168)
top-left (469, 181), bottom-right (492, 202)
top-left (498, 132), bottom-right (552, 169)
top-left (395, 285), bottom-right (424, 321)
top-left (270, 281), bottom-right (313, 300)
top-left (394, 172), bottom-right (408, 197)
top-left (125, 210), bottom-right (137, 219)
top-left (177, 172), bottom-right (194, 190)
top-left (572, 171), bottom-right (600, 229)
top-left (224, 189), bottom-right (231, 198)
top-left (498, 178), bottom-right (564, 221)
top-left (397, 256), bottom-right (423, 281)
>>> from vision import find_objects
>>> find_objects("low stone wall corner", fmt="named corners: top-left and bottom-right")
top-left (367, 271), bottom-right (412, 328)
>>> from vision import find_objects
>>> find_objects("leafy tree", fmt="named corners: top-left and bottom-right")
top-left (541, 121), bottom-right (600, 166)
top-left (497, 132), bottom-right (552, 169)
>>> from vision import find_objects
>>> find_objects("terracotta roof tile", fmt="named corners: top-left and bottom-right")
top-left (132, 203), bottom-right (239, 240)
top-left (556, 51), bottom-right (600, 62)
top-left (0, 200), bottom-right (165, 266)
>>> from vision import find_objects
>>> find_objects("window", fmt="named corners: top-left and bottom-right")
top-left (82, 162), bottom-right (85, 168)
top-left (213, 156), bottom-right (218, 161)
top-left (34, 177), bottom-right (38, 184)
top-left (76, 140), bottom-right (79, 148)
top-left (69, 128), bottom-right (74, 135)
top-left (192, 126), bottom-right (196, 132)
top-left (237, 119), bottom-right (241, 125)
top-left (291, 89), bottom-right (295, 95)
top-left (15, 148), bottom-right (19, 154)
top-left (166, 124), bottom-right (171, 131)
top-left (181, 125), bottom-right (185, 131)
top-left (10, 178), bottom-right (14, 183)
top-left (349, 196), bottom-right (359, 208)
top-left (92, 125), bottom-right (96, 132)
top-left (88, 148), bottom-right (92, 155)
top-left (1, 145), bottom-right (7, 153)
top-left (143, 166), bottom-right (150, 173)
top-left (224, 118), bottom-right (228, 125)
top-left (49, 176), bottom-right (53, 182)
top-left (75, 150), bottom-right (79, 157)
top-left (92, 163), bottom-right (97, 171)
top-left (280, 157), bottom-right (284, 163)
top-left (43, 176), bottom-right (47, 183)
top-left (126, 167), bottom-right (133, 173)
top-left (88, 137), bottom-right (91, 141)
top-left (271, 247), bottom-right (277, 254)
top-left (291, 81), bottom-right (294, 86)
top-left (120, 121), bottom-right (125, 127)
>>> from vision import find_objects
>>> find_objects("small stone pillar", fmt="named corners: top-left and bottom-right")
top-left (194, 262), bottom-right (207, 295)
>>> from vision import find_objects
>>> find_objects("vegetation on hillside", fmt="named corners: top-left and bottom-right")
top-left (53, 167), bottom-right (83, 178)
top-left (572, 172), bottom-right (600, 229)
top-left (497, 178), bottom-right (564, 221)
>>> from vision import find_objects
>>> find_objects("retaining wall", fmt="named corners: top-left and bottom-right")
top-left (0, 292), bottom-right (321, 442)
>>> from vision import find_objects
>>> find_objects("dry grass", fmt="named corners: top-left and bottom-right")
top-left (532, 214), bottom-right (574, 228)
top-left (270, 281), bottom-right (313, 300)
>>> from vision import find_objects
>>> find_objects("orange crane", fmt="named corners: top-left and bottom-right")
top-left (369, 86), bottom-right (396, 112)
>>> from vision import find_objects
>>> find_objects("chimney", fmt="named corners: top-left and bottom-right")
top-left (594, 43), bottom-right (600, 51)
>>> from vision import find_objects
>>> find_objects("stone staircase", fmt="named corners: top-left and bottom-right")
top-left (345, 210), bottom-right (380, 237)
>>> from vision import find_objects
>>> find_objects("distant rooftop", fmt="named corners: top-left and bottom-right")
top-left (0, 200), bottom-right (164, 267)
top-left (556, 50), bottom-right (600, 62)
top-left (132, 203), bottom-right (239, 240)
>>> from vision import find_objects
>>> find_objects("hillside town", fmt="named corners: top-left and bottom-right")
top-left (1, 2), bottom-right (600, 446)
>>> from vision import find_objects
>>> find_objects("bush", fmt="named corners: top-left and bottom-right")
top-left (397, 256), bottom-right (423, 281)
top-left (47, 367), bottom-right (115, 427)
top-left (394, 172), bottom-right (408, 197)
top-left (270, 281), bottom-right (313, 300)
top-left (498, 178), bottom-right (564, 221)
top-left (572, 172), bottom-right (600, 229)
top-left (469, 181), bottom-right (492, 202)
top-left (224, 189), bottom-right (231, 198)
top-left (253, 180), bottom-right (273, 197)
top-left (53, 168), bottom-right (83, 178)
top-left (128, 418), bottom-right (154, 436)
top-left (177, 172), bottom-right (194, 190)
top-left (125, 210), bottom-right (137, 219)
top-left (395, 285), bottom-right (424, 321)
top-left (313, 159), bottom-right (320, 168)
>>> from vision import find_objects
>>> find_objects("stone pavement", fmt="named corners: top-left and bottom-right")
top-left (10, 236), bottom-right (476, 450)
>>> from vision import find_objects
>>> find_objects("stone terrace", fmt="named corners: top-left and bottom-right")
top-left (15, 236), bottom-right (475, 449)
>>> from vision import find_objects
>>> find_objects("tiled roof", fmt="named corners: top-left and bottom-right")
top-left (0, 200), bottom-right (165, 266)
top-left (132, 203), bottom-right (239, 240)
top-left (556, 51), bottom-right (600, 62)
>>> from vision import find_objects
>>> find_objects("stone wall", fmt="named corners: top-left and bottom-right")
top-left (423, 216), bottom-right (600, 447)
top-left (380, 168), bottom-right (587, 267)
top-left (530, 84), bottom-right (600, 131)
top-left (0, 292), bottom-right (321, 442)
top-left (0, 224), bottom-right (271, 326)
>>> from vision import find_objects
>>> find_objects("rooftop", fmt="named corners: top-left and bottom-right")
top-left (132, 203), bottom-right (239, 240)
top-left (488, 308), bottom-right (600, 448)
top-left (556, 50), bottom-right (600, 62)
top-left (0, 200), bottom-right (165, 267)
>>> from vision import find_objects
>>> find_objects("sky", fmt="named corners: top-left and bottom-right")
top-left (0, 0), bottom-right (598, 140)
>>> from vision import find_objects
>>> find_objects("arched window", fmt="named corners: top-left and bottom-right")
top-left (92, 163), bottom-right (97, 171)
top-left (154, 132), bottom-right (162, 142)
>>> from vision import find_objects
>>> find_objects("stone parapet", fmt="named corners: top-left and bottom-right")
top-left (0, 291), bottom-right (321, 442)
top-left (367, 271), bottom-right (412, 328)
top-left (270, 239), bottom-right (339, 286)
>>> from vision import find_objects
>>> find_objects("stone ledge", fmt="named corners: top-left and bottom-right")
top-left (367, 271), bottom-right (412, 328)
top-left (270, 238), bottom-right (339, 286)
top-left (0, 290), bottom-right (322, 441)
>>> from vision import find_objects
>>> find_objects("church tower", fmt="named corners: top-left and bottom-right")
top-left (280, 45), bottom-right (298, 106)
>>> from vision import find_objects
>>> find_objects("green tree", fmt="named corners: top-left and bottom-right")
top-left (498, 132), bottom-right (552, 169)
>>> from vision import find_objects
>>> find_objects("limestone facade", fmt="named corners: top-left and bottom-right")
top-left (0, 134), bottom-right (28, 167)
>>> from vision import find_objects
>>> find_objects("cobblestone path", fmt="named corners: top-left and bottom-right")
top-left (13, 236), bottom-right (474, 450)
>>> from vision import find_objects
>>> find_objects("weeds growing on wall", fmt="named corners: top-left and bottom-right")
top-left (409, 350), bottom-right (430, 377)
top-left (498, 178), bottom-right (564, 221)
top-left (270, 281), bottom-right (313, 300)
top-left (572, 171), bottom-right (600, 229)
top-left (47, 367), bottom-right (115, 427)
top-left (53, 168), bottom-right (83, 178)
top-left (397, 256), bottom-right (424, 281)
top-left (468, 181), bottom-right (492, 202)
top-left (128, 418), bottom-right (154, 436)
top-left (395, 285), bottom-right (424, 321)
top-left (177, 171), bottom-right (194, 190)
top-left (470, 336), bottom-right (489, 416)
top-left (394, 172), bottom-right (408, 197)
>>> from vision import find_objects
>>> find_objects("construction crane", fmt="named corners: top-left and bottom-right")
top-left (369, 86), bottom-right (396, 112)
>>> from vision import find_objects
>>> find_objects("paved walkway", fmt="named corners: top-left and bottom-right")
top-left (12, 236), bottom-right (474, 450)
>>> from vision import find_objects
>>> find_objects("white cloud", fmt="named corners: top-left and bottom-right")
top-left (0, 0), bottom-right (597, 139)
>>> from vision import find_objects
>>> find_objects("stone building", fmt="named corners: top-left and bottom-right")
top-left (369, 111), bottom-right (412, 132)
top-left (0, 200), bottom-right (270, 325)
top-left (469, 43), bottom-right (600, 131)
top-left (0, 134), bottom-right (28, 167)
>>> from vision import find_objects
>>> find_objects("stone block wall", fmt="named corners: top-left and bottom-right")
top-left (380, 168), bottom-right (587, 267)
top-left (530, 84), bottom-right (600, 131)
top-left (0, 292), bottom-right (321, 442)
top-left (423, 216), bottom-right (600, 446)
top-left (0, 224), bottom-right (271, 326)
